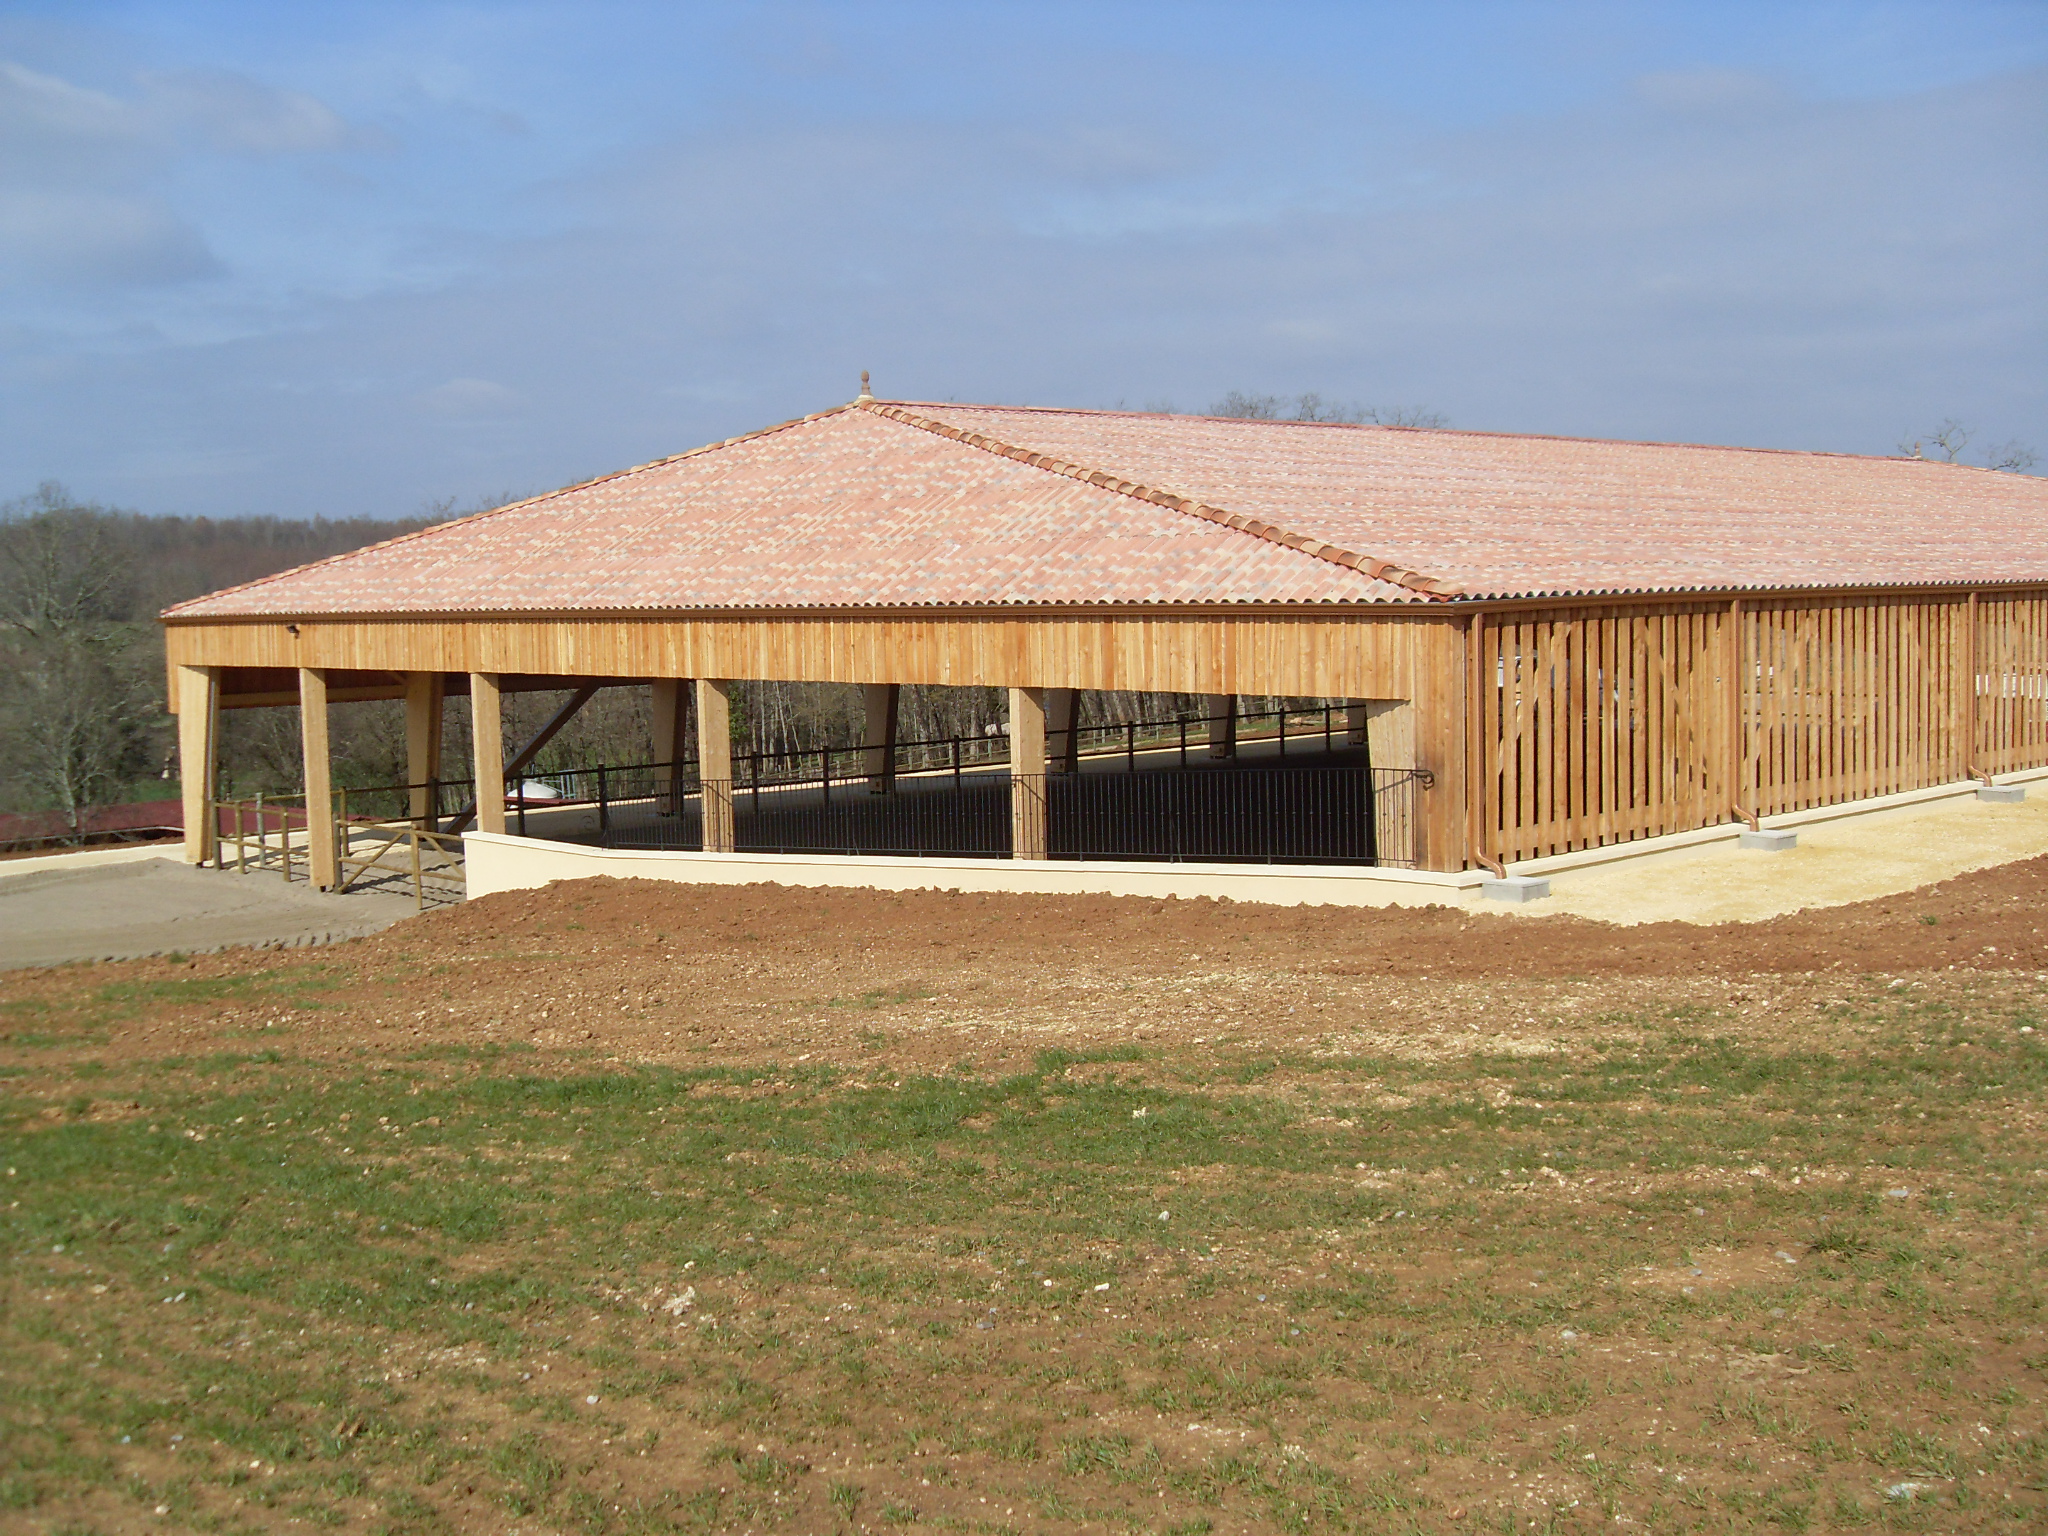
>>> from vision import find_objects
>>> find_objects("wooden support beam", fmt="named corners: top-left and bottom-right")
top-left (1342, 699), bottom-right (1410, 764)
top-left (404, 672), bottom-right (444, 825)
top-left (470, 672), bottom-right (506, 835)
top-left (1204, 693), bottom-right (1236, 758)
top-left (176, 664), bottom-right (218, 865)
top-left (299, 667), bottom-right (339, 889)
top-left (1045, 687), bottom-right (1079, 773)
top-left (863, 682), bottom-right (900, 792)
top-left (697, 679), bottom-right (735, 852)
top-left (1010, 686), bottom-right (1048, 860)
top-left (651, 678), bottom-right (692, 813)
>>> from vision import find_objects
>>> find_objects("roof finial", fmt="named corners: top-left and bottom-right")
top-left (857, 369), bottom-right (873, 403)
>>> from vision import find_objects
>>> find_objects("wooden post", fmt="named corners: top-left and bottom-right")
top-left (1045, 687), bottom-right (1079, 773)
top-left (299, 667), bottom-right (339, 889)
top-left (651, 678), bottom-right (691, 811)
top-left (403, 672), bottom-right (443, 825)
top-left (470, 672), bottom-right (507, 836)
top-left (862, 682), bottom-right (900, 792)
top-left (1964, 590), bottom-right (1982, 780)
top-left (1344, 701), bottom-right (1369, 746)
top-left (1462, 614), bottom-right (1489, 874)
top-left (1010, 686), bottom-right (1048, 859)
top-left (1204, 693), bottom-right (1236, 758)
top-left (696, 678), bottom-right (735, 852)
top-left (175, 664), bottom-right (218, 865)
top-left (1724, 598), bottom-right (1747, 823)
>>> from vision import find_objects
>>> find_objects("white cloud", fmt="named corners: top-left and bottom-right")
top-left (0, 188), bottom-right (220, 286)
top-left (141, 68), bottom-right (358, 156)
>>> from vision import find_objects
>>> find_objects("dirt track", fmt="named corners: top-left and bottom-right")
top-left (12, 851), bottom-right (2042, 1085)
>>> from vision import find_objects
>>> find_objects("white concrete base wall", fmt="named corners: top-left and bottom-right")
top-left (461, 832), bottom-right (1485, 909)
top-left (460, 765), bottom-right (2048, 918)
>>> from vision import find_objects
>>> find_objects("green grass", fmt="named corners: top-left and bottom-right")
top-left (1, 978), bottom-right (2044, 1531)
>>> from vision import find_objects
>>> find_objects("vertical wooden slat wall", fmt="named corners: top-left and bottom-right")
top-left (1479, 590), bottom-right (2048, 865)
top-left (1978, 592), bottom-right (2048, 774)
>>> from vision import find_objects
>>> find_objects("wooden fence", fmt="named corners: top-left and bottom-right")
top-left (1476, 589), bottom-right (2048, 864)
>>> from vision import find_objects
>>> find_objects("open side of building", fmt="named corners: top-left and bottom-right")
top-left (160, 395), bottom-right (2048, 891)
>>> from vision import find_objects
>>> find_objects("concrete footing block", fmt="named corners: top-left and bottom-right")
top-left (1978, 784), bottom-right (2026, 804)
top-left (1738, 828), bottom-right (1797, 852)
top-left (1482, 875), bottom-right (1551, 903)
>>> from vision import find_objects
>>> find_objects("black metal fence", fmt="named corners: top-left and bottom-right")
top-left (299, 702), bottom-right (1423, 866)
top-left (588, 765), bottom-right (1423, 866)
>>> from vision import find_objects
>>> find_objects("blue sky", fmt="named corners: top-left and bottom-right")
top-left (2, 1), bottom-right (2043, 518)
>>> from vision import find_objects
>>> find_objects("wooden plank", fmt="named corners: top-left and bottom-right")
top-left (864, 682), bottom-right (903, 788)
top-left (649, 678), bottom-right (690, 811)
top-left (299, 667), bottom-right (338, 890)
top-left (404, 672), bottom-right (443, 824)
top-left (161, 609), bottom-right (1443, 700)
top-left (1204, 693), bottom-right (1236, 758)
top-left (696, 679), bottom-right (734, 852)
top-left (1009, 685), bottom-right (1048, 860)
top-left (176, 665), bottom-right (218, 865)
top-left (470, 672), bottom-right (507, 837)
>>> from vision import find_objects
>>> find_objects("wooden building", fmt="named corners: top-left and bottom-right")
top-left (163, 392), bottom-right (2048, 883)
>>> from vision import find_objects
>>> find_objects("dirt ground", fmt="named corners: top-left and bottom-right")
top-left (3, 859), bottom-right (2045, 1534)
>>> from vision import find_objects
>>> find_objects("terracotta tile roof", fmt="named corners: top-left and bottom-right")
top-left (165, 399), bottom-right (2048, 620)
top-left (900, 403), bottom-right (2048, 600)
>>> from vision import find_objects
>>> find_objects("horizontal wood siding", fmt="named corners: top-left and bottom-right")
top-left (164, 611), bottom-right (1437, 702)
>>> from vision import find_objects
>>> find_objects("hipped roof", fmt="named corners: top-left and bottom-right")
top-left (165, 399), bottom-right (2048, 620)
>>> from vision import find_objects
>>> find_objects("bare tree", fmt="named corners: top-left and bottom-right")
top-left (0, 484), bottom-right (155, 838)
top-left (1210, 392), bottom-right (1447, 429)
top-left (0, 623), bottom-right (154, 839)
top-left (0, 482), bottom-right (136, 642)
top-left (1898, 420), bottom-right (2038, 473)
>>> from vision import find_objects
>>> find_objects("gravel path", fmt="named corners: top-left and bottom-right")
top-left (0, 857), bottom-right (423, 969)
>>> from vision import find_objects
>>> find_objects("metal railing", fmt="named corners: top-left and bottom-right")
top-left (590, 765), bottom-right (1425, 866)
top-left (206, 701), bottom-right (1413, 881)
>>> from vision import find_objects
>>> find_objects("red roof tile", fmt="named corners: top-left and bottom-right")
top-left (901, 403), bottom-right (2048, 600)
top-left (165, 400), bottom-right (2048, 620)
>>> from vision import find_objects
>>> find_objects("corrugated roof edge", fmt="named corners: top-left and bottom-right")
top-left (158, 403), bottom-right (861, 619)
top-left (862, 401), bottom-right (1464, 600)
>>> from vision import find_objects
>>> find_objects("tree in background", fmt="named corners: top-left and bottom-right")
top-left (1898, 420), bottom-right (2038, 474)
top-left (1210, 391), bottom-right (1448, 428)
top-left (0, 484), bottom-right (155, 838)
